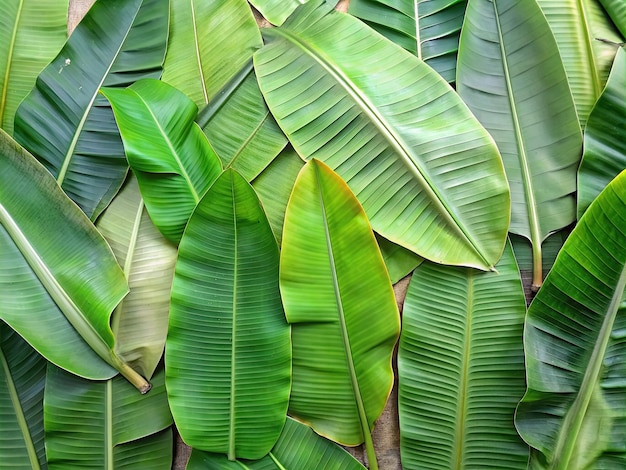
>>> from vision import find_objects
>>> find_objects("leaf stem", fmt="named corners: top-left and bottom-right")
top-left (111, 355), bottom-right (151, 394)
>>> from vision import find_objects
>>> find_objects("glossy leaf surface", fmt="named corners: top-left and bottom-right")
top-left (167, 169), bottom-right (290, 460)
top-left (13, 0), bottom-right (168, 220)
top-left (97, 175), bottom-right (177, 380)
top-left (0, 0), bottom-right (67, 134)
top-left (577, 47), bottom-right (626, 218)
top-left (515, 170), bottom-right (626, 469)
top-left (0, 129), bottom-right (131, 383)
top-left (255, 0), bottom-right (510, 270)
top-left (457, 0), bottom-right (582, 289)
top-left (398, 243), bottom-right (528, 469)
top-left (102, 79), bottom-right (222, 244)
top-left (0, 324), bottom-right (47, 469)
top-left (280, 159), bottom-right (399, 457)
top-left (45, 365), bottom-right (172, 469)
top-left (348, 0), bottom-right (468, 83)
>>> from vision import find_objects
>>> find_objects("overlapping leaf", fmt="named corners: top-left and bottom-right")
top-left (280, 159), bottom-right (399, 468)
top-left (102, 79), bottom-right (222, 244)
top-left (255, 0), bottom-right (510, 270)
top-left (457, 0), bottom-right (582, 290)
top-left (348, 0), bottom-right (468, 83)
top-left (0, 0), bottom-right (67, 134)
top-left (166, 169), bottom-right (291, 460)
top-left (398, 243), bottom-right (528, 469)
top-left (515, 170), bottom-right (626, 468)
top-left (599, 0), bottom-right (626, 37)
top-left (577, 47), bottom-right (626, 218)
top-left (249, 0), bottom-right (311, 26)
top-left (13, 0), bottom-right (169, 220)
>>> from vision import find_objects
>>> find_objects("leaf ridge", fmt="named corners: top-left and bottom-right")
top-left (0, 0), bottom-right (23, 124)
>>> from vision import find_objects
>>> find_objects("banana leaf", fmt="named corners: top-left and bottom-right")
top-left (166, 169), bottom-right (291, 460)
top-left (12, 0), bottom-right (168, 221)
top-left (249, 0), bottom-right (311, 26)
top-left (398, 242), bottom-right (528, 469)
top-left (457, 0), bottom-right (582, 291)
top-left (0, 0), bottom-right (67, 134)
top-left (96, 175), bottom-right (177, 380)
top-left (536, 0), bottom-right (623, 126)
top-left (599, 0), bottom-right (626, 38)
top-left (0, 129), bottom-right (149, 391)
top-left (376, 234), bottom-right (423, 284)
top-left (0, 323), bottom-right (47, 469)
top-left (101, 79), bottom-right (223, 244)
top-left (348, 0), bottom-right (468, 83)
top-left (577, 47), bottom-right (626, 218)
top-left (251, 145), bottom-right (304, 244)
top-left (45, 364), bottom-right (172, 469)
top-left (280, 159), bottom-right (400, 469)
top-left (515, 170), bottom-right (626, 469)
top-left (255, 0), bottom-right (510, 271)
top-left (186, 418), bottom-right (366, 469)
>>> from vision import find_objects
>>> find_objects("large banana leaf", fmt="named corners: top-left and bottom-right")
top-left (0, 0), bottom-right (67, 134)
top-left (12, 0), bottom-right (168, 220)
top-left (96, 175), bottom-right (177, 380)
top-left (457, 0), bottom-right (582, 290)
top-left (599, 0), bottom-right (626, 37)
top-left (166, 169), bottom-right (291, 460)
top-left (536, 0), bottom-right (623, 126)
top-left (0, 129), bottom-right (149, 391)
top-left (101, 79), bottom-right (222, 244)
top-left (0, 323), bottom-right (47, 469)
top-left (249, 0), bottom-right (310, 26)
top-left (255, 0), bottom-right (510, 271)
top-left (515, 170), bottom-right (626, 469)
top-left (398, 242), bottom-right (528, 469)
top-left (280, 159), bottom-right (400, 469)
top-left (186, 418), bottom-right (366, 469)
top-left (45, 364), bottom-right (172, 469)
top-left (348, 0), bottom-right (468, 83)
top-left (577, 47), bottom-right (626, 218)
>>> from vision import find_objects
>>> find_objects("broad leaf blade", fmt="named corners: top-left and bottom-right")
top-left (537, 0), bottom-right (623, 126)
top-left (101, 79), bottom-right (222, 244)
top-left (348, 0), bottom-right (468, 83)
top-left (255, 0), bottom-right (510, 270)
top-left (13, 0), bottom-right (169, 220)
top-left (0, 0), bottom-right (67, 134)
top-left (97, 175), bottom-right (177, 380)
top-left (398, 243), bottom-right (528, 469)
top-left (249, 0), bottom-right (310, 26)
top-left (599, 0), bottom-right (626, 37)
top-left (166, 169), bottom-right (291, 460)
top-left (577, 47), bottom-right (626, 218)
top-left (45, 364), bottom-right (172, 469)
top-left (280, 159), bottom-right (400, 457)
top-left (0, 323), bottom-right (47, 469)
top-left (0, 129), bottom-right (129, 382)
top-left (515, 170), bottom-right (626, 468)
top-left (186, 418), bottom-right (366, 469)
top-left (457, 0), bottom-right (582, 290)
top-left (376, 234), bottom-right (423, 284)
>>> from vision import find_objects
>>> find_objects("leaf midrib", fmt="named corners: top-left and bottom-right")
top-left (0, 0), bottom-right (23, 126)
top-left (190, 0), bottom-right (209, 105)
top-left (229, 173), bottom-right (238, 460)
top-left (575, 0), bottom-right (602, 98)
top-left (263, 25), bottom-right (489, 268)
top-left (414, 1), bottom-right (422, 60)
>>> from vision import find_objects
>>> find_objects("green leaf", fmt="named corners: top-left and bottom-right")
top-left (13, 0), bottom-right (169, 220)
top-left (249, 0), bottom-right (310, 26)
top-left (577, 47), bottom-right (626, 218)
top-left (45, 364), bottom-right (172, 469)
top-left (536, 0), bottom-right (623, 126)
top-left (186, 418), bottom-right (366, 469)
top-left (398, 242), bottom-right (528, 469)
top-left (376, 234), bottom-right (423, 284)
top-left (0, 0), bottom-right (67, 134)
top-left (251, 145), bottom-right (304, 244)
top-left (166, 169), bottom-right (291, 460)
top-left (101, 79), bottom-right (222, 244)
top-left (280, 159), bottom-right (400, 469)
top-left (515, 170), bottom-right (626, 469)
top-left (96, 175), bottom-right (177, 380)
top-left (348, 0), bottom-right (468, 83)
top-left (599, 0), bottom-right (626, 38)
top-left (0, 129), bottom-right (148, 391)
top-left (0, 323), bottom-right (47, 469)
top-left (255, 0), bottom-right (510, 270)
top-left (457, 0), bottom-right (582, 290)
